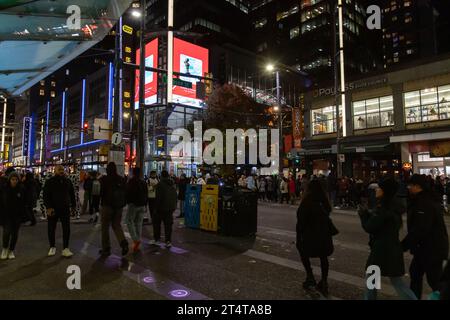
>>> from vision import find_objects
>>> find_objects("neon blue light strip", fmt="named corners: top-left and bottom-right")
top-left (81, 79), bottom-right (86, 144)
top-left (46, 101), bottom-right (50, 135)
top-left (119, 16), bottom-right (123, 132)
top-left (108, 62), bottom-right (113, 121)
top-left (50, 139), bottom-right (107, 153)
top-left (61, 91), bottom-right (66, 149)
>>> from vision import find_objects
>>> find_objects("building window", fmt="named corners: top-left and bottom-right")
top-left (51, 81), bottom-right (56, 87)
top-left (40, 80), bottom-right (45, 86)
top-left (254, 17), bottom-right (267, 29)
top-left (39, 89), bottom-right (45, 96)
top-left (301, 16), bottom-right (327, 34)
top-left (312, 106), bottom-right (337, 135)
top-left (301, 4), bottom-right (328, 22)
top-left (404, 85), bottom-right (450, 124)
top-left (301, 0), bottom-right (323, 9)
top-left (257, 42), bottom-right (267, 52)
top-left (353, 96), bottom-right (394, 130)
top-left (290, 26), bottom-right (300, 39)
top-left (50, 91), bottom-right (55, 98)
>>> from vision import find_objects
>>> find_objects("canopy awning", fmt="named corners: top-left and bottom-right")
top-left (0, 0), bottom-right (133, 96)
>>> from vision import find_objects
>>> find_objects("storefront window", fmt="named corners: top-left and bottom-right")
top-left (352, 96), bottom-right (394, 130)
top-left (312, 106), bottom-right (336, 135)
top-left (405, 84), bottom-right (450, 123)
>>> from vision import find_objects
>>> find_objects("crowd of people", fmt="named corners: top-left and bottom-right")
top-left (0, 164), bottom-right (449, 300)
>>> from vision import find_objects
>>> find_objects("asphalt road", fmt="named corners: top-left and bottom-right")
top-left (1, 200), bottom-right (449, 300)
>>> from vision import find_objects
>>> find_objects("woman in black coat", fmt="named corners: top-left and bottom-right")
top-left (1, 172), bottom-right (26, 260)
top-left (296, 179), bottom-right (335, 296)
top-left (177, 174), bottom-right (188, 218)
top-left (358, 178), bottom-right (417, 300)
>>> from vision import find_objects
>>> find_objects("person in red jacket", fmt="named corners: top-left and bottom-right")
top-left (289, 176), bottom-right (297, 205)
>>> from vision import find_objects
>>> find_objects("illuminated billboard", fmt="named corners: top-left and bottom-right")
top-left (173, 37), bottom-right (209, 108)
top-left (134, 38), bottom-right (158, 109)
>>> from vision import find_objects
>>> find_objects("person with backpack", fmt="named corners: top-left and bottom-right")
top-left (126, 167), bottom-right (148, 253)
top-left (402, 174), bottom-right (449, 299)
top-left (1, 171), bottom-right (26, 260)
top-left (154, 170), bottom-right (177, 248)
top-left (147, 171), bottom-right (159, 225)
top-left (89, 172), bottom-right (101, 224)
top-left (99, 162), bottom-right (129, 257)
top-left (43, 165), bottom-right (76, 258)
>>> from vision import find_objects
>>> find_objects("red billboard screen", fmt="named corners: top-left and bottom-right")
top-left (134, 38), bottom-right (158, 109)
top-left (173, 37), bottom-right (209, 108)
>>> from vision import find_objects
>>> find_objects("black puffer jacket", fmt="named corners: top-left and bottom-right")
top-left (126, 177), bottom-right (148, 206)
top-left (2, 184), bottom-right (27, 224)
top-left (155, 177), bottom-right (177, 213)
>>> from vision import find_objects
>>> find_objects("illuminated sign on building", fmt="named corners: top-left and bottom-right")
top-left (134, 38), bottom-right (159, 109)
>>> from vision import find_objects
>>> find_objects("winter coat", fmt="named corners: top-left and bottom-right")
top-left (155, 177), bottom-right (178, 213)
top-left (1, 184), bottom-right (26, 225)
top-left (24, 177), bottom-right (38, 208)
top-left (402, 191), bottom-right (449, 260)
top-left (99, 174), bottom-right (126, 207)
top-left (43, 175), bottom-right (76, 210)
top-left (359, 198), bottom-right (406, 277)
top-left (296, 198), bottom-right (334, 257)
top-left (126, 177), bottom-right (148, 206)
top-left (280, 180), bottom-right (288, 194)
top-left (289, 179), bottom-right (296, 194)
top-left (83, 177), bottom-right (93, 194)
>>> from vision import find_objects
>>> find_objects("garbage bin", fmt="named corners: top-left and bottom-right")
top-left (219, 188), bottom-right (257, 236)
top-left (184, 185), bottom-right (202, 229)
top-left (200, 185), bottom-right (219, 232)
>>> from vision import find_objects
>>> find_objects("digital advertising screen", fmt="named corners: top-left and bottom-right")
top-left (173, 37), bottom-right (209, 108)
top-left (134, 38), bottom-right (158, 109)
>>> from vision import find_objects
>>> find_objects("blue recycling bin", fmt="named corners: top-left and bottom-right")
top-left (184, 185), bottom-right (202, 229)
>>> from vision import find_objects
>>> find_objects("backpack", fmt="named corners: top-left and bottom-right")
top-left (92, 180), bottom-right (101, 196)
top-left (111, 178), bottom-right (127, 209)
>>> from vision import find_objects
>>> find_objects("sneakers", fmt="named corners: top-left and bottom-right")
top-left (132, 241), bottom-right (141, 253)
top-left (62, 248), bottom-right (73, 258)
top-left (7, 251), bottom-right (15, 260)
top-left (1, 248), bottom-right (8, 260)
top-left (165, 241), bottom-right (172, 248)
top-left (47, 247), bottom-right (56, 257)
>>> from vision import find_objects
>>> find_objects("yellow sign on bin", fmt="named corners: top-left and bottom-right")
top-left (200, 185), bottom-right (219, 232)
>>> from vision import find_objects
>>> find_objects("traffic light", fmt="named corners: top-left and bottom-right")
top-left (83, 122), bottom-right (89, 134)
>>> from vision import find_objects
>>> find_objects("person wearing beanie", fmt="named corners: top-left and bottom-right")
top-left (402, 174), bottom-right (449, 299)
top-left (1, 171), bottom-right (26, 260)
top-left (358, 177), bottom-right (417, 300)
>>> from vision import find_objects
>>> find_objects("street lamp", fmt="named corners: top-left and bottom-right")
top-left (265, 64), bottom-right (282, 176)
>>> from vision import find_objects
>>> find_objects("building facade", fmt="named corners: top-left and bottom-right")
top-left (298, 55), bottom-right (450, 179)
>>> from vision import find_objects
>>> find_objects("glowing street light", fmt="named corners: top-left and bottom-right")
top-left (266, 64), bottom-right (275, 72)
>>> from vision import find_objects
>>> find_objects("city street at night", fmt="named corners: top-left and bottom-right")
top-left (1, 202), bottom-right (448, 300)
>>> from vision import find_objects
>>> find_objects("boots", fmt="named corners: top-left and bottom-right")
top-left (302, 274), bottom-right (317, 290)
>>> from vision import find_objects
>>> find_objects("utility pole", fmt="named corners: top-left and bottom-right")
top-left (276, 70), bottom-right (282, 176)
top-left (137, 0), bottom-right (146, 177)
top-left (1, 95), bottom-right (6, 161)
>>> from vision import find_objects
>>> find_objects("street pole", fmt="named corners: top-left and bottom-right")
top-left (1, 95), bottom-right (6, 161)
top-left (166, 0), bottom-right (174, 172)
top-left (137, 0), bottom-right (146, 177)
top-left (276, 70), bottom-right (282, 176)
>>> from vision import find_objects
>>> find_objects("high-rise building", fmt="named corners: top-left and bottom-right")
top-left (381, 0), bottom-right (450, 69)
top-left (249, 0), bottom-right (382, 86)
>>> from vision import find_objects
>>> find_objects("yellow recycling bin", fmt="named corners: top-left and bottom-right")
top-left (200, 184), bottom-right (219, 232)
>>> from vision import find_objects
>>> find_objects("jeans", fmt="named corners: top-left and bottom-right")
top-left (365, 276), bottom-right (418, 300)
top-left (48, 208), bottom-right (71, 248)
top-left (2, 221), bottom-right (20, 251)
top-left (81, 192), bottom-right (90, 216)
top-left (409, 254), bottom-right (444, 299)
top-left (90, 195), bottom-right (100, 215)
top-left (126, 204), bottom-right (145, 242)
top-left (101, 206), bottom-right (126, 251)
top-left (153, 210), bottom-right (174, 242)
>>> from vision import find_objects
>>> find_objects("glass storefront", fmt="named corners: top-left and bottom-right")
top-left (353, 95), bottom-right (394, 129)
top-left (404, 84), bottom-right (450, 124)
top-left (312, 105), bottom-right (337, 135)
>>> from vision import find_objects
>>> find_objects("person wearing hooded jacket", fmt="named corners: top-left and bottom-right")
top-left (154, 170), bottom-right (177, 248)
top-left (402, 174), bottom-right (449, 299)
top-left (358, 178), bottom-right (417, 300)
top-left (1, 172), bottom-right (26, 260)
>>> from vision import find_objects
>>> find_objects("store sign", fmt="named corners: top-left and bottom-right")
top-left (313, 77), bottom-right (388, 97)
top-left (122, 25), bottom-right (133, 35)
top-left (356, 147), bottom-right (366, 153)
top-left (22, 117), bottom-right (31, 157)
top-left (292, 107), bottom-right (302, 149)
top-left (430, 140), bottom-right (450, 157)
